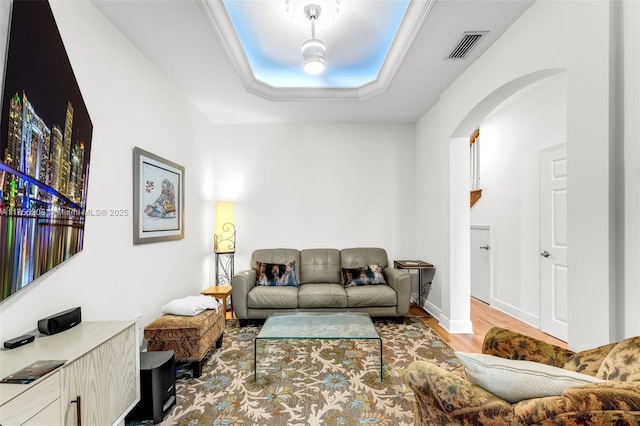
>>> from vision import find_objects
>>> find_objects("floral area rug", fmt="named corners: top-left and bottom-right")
top-left (143, 318), bottom-right (460, 426)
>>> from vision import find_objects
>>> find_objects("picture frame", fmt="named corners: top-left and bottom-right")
top-left (133, 147), bottom-right (185, 244)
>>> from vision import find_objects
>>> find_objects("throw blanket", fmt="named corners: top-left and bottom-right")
top-left (162, 295), bottom-right (219, 316)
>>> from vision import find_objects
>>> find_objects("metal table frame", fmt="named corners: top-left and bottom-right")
top-left (393, 260), bottom-right (435, 306)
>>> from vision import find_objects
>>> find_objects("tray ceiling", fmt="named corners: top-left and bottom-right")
top-left (203, 0), bottom-right (435, 100)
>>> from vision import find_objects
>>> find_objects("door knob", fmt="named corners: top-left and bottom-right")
top-left (479, 245), bottom-right (490, 250)
top-left (540, 251), bottom-right (550, 257)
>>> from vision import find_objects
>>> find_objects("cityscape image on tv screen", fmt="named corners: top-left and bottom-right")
top-left (0, 0), bottom-right (93, 303)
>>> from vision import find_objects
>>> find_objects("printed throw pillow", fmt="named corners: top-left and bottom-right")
top-left (342, 264), bottom-right (387, 288)
top-left (455, 352), bottom-right (603, 403)
top-left (255, 261), bottom-right (298, 287)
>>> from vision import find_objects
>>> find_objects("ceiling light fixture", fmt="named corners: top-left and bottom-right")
top-left (286, 0), bottom-right (339, 25)
top-left (301, 4), bottom-right (325, 75)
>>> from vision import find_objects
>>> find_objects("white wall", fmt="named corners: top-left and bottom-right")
top-left (623, 0), bottom-right (640, 338)
top-left (417, 0), bottom-right (617, 350)
top-left (471, 74), bottom-right (567, 326)
top-left (0, 2), bottom-right (418, 343)
top-left (199, 122), bottom-right (417, 275)
top-left (416, 104), bottom-right (445, 317)
top-left (416, 104), bottom-right (473, 334)
top-left (0, 1), bottom-right (214, 343)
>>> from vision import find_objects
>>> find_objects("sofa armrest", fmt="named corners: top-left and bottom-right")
top-left (231, 269), bottom-right (256, 319)
top-left (405, 360), bottom-right (515, 425)
top-left (511, 382), bottom-right (640, 423)
top-left (482, 327), bottom-right (575, 367)
top-left (563, 382), bottom-right (640, 411)
top-left (384, 267), bottom-right (411, 316)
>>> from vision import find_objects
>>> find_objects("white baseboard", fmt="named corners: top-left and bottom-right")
top-left (441, 316), bottom-right (474, 334)
top-left (423, 301), bottom-right (473, 334)
top-left (423, 300), bottom-right (441, 318)
top-left (489, 297), bottom-right (540, 328)
top-left (423, 297), bottom-right (537, 334)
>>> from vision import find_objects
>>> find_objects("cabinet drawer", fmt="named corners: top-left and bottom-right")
top-left (22, 400), bottom-right (60, 426)
top-left (0, 372), bottom-right (60, 426)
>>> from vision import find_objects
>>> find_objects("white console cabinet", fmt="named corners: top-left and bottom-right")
top-left (0, 322), bottom-right (140, 426)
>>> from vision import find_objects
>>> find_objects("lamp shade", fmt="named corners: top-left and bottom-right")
top-left (214, 201), bottom-right (235, 253)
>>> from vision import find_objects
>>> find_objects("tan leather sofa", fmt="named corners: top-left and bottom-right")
top-left (231, 247), bottom-right (411, 326)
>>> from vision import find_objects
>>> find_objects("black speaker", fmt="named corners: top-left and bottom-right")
top-left (126, 351), bottom-right (176, 424)
top-left (38, 307), bottom-right (82, 335)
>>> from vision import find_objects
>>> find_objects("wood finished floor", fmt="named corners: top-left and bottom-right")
top-left (412, 297), bottom-right (567, 352)
top-left (226, 298), bottom-right (567, 353)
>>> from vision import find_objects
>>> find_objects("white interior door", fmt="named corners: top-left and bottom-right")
top-left (470, 225), bottom-right (491, 304)
top-left (539, 145), bottom-right (568, 341)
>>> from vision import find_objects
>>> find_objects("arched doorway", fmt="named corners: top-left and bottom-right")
top-left (449, 69), bottom-right (567, 337)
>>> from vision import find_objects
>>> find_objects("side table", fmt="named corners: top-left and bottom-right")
top-left (201, 285), bottom-right (233, 318)
top-left (393, 260), bottom-right (435, 307)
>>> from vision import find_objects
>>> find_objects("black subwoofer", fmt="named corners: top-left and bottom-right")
top-left (127, 351), bottom-right (176, 424)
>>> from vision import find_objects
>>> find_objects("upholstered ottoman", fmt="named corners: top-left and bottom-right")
top-left (144, 306), bottom-right (225, 377)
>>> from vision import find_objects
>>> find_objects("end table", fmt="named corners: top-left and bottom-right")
top-left (393, 260), bottom-right (435, 307)
top-left (201, 285), bottom-right (233, 318)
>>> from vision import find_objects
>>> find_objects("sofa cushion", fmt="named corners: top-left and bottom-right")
top-left (298, 283), bottom-right (348, 308)
top-left (251, 249), bottom-right (301, 284)
top-left (342, 264), bottom-right (387, 287)
top-left (346, 284), bottom-right (396, 308)
top-left (564, 342), bottom-right (617, 376)
top-left (300, 249), bottom-right (341, 284)
top-left (340, 247), bottom-right (388, 269)
top-left (256, 261), bottom-right (298, 287)
top-left (596, 336), bottom-right (640, 382)
top-left (455, 352), bottom-right (603, 403)
top-left (247, 285), bottom-right (299, 309)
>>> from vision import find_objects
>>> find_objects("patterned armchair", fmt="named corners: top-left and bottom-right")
top-left (405, 327), bottom-right (640, 425)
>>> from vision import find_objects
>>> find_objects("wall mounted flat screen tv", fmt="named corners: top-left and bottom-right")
top-left (0, 0), bottom-right (93, 303)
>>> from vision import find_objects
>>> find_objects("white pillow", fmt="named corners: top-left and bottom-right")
top-left (162, 295), bottom-right (219, 316)
top-left (455, 352), bottom-right (603, 403)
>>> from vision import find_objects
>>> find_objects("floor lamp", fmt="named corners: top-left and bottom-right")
top-left (214, 201), bottom-right (235, 286)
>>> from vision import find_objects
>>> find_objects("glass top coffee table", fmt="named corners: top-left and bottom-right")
top-left (254, 312), bottom-right (383, 381)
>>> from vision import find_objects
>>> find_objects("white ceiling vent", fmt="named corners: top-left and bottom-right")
top-left (447, 31), bottom-right (489, 59)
